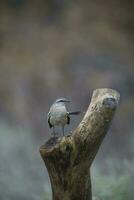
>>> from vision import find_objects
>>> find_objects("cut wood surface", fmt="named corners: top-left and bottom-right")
top-left (40, 88), bottom-right (120, 200)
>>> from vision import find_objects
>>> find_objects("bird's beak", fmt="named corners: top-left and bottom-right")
top-left (63, 98), bottom-right (70, 103)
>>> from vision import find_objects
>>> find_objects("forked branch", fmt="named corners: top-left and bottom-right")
top-left (40, 88), bottom-right (120, 200)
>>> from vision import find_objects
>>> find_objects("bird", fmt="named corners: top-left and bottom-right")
top-left (47, 98), bottom-right (80, 137)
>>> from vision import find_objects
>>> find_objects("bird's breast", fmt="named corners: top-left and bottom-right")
top-left (50, 105), bottom-right (68, 126)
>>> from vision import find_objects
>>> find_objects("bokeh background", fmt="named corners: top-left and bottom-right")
top-left (0, 0), bottom-right (134, 200)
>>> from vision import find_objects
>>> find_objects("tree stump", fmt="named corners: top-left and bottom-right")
top-left (40, 88), bottom-right (120, 200)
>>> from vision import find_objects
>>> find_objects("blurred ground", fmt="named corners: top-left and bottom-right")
top-left (0, 0), bottom-right (134, 199)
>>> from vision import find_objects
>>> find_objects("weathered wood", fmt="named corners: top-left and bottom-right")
top-left (40, 88), bottom-right (120, 200)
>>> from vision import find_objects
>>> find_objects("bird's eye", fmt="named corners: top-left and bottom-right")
top-left (58, 99), bottom-right (63, 102)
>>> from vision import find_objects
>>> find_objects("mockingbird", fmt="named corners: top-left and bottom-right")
top-left (47, 98), bottom-right (80, 137)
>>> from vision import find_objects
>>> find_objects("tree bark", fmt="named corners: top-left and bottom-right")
top-left (40, 88), bottom-right (120, 200)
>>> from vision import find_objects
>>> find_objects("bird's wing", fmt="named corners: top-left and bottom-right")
top-left (47, 112), bottom-right (53, 128)
top-left (67, 112), bottom-right (70, 124)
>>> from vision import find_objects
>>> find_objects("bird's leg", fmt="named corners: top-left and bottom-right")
top-left (53, 126), bottom-right (56, 139)
top-left (62, 126), bottom-right (64, 136)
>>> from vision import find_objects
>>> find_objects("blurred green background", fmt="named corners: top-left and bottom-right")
top-left (0, 0), bottom-right (134, 199)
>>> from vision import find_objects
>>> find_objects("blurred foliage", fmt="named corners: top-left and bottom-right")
top-left (92, 158), bottom-right (134, 200)
top-left (0, 120), bottom-right (51, 200)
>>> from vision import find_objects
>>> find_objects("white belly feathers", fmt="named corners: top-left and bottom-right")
top-left (50, 104), bottom-right (68, 126)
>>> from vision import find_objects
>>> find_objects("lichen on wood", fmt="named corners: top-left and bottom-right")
top-left (40, 88), bottom-right (120, 200)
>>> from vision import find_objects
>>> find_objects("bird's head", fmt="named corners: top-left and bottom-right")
top-left (55, 98), bottom-right (70, 103)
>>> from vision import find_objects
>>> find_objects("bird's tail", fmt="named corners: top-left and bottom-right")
top-left (69, 111), bottom-right (81, 115)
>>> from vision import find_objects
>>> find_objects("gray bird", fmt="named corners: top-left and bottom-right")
top-left (47, 98), bottom-right (80, 137)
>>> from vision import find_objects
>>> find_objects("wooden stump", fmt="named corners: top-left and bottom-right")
top-left (40, 88), bottom-right (120, 200)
